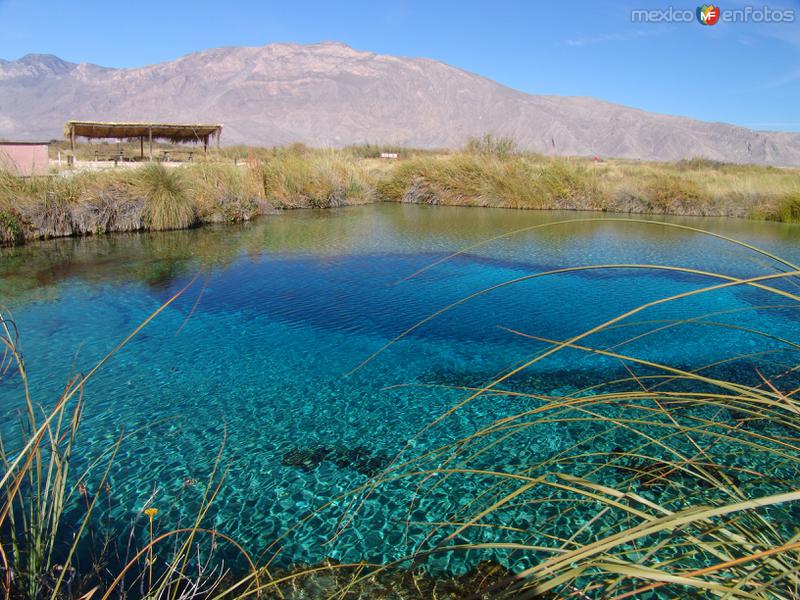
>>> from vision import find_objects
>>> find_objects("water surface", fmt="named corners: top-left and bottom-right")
top-left (2, 204), bottom-right (800, 575)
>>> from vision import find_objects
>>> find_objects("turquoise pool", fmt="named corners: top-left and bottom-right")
top-left (2, 204), bottom-right (800, 578)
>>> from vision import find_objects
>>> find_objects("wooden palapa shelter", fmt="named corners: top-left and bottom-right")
top-left (64, 121), bottom-right (223, 160)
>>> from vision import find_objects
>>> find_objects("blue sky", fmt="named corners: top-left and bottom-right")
top-left (1, 0), bottom-right (798, 130)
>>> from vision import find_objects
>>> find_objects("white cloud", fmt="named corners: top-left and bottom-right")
top-left (565, 27), bottom-right (671, 47)
top-left (751, 68), bottom-right (800, 91)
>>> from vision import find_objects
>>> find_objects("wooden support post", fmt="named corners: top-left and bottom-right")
top-left (69, 126), bottom-right (75, 155)
top-left (216, 129), bottom-right (221, 149)
top-left (140, 136), bottom-right (144, 159)
top-left (148, 128), bottom-right (153, 161)
top-left (203, 135), bottom-right (208, 155)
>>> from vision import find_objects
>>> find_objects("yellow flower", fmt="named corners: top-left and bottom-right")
top-left (144, 507), bottom-right (158, 519)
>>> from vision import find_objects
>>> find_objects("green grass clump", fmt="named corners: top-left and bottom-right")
top-left (767, 191), bottom-right (800, 223)
top-left (376, 154), bottom-right (481, 204)
top-left (187, 162), bottom-right (265, 222)
top-left (0, 168), bottom-right (81, 209)
top-left (0, 210), bottom-right (22, 245)
top-left (602, 159), bottom-right (800, 217)
top-left (0, 170), bottom-right (87, 238)
top-left (260, 150), bottom-right (374, 208)
top-left (134, 164), bottom-right (196, 230)
top-left (640, 172), bottom-right (706, 212)
top-left (377, 153), bottom-right (605, 209)
top-left (531, 160), bottom-right (605, 208)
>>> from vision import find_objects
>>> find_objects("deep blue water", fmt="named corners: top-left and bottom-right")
top-left (2, 204), bottom-right (800, 576)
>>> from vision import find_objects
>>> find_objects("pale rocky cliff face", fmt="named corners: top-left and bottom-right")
top-left (1, 41), bottom-right (798, 165)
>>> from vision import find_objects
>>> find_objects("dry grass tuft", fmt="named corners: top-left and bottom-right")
top-left (133, 164), bottom-right (196, 230)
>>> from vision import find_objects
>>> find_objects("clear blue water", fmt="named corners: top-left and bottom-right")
top-left (2, 204), bottom-right (800, 577)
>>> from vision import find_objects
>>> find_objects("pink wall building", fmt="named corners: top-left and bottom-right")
top-left (0, 142), bottom-right (49, 176)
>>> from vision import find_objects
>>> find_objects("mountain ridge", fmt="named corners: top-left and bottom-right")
top-left (1, 42), bottom-right (799, 165)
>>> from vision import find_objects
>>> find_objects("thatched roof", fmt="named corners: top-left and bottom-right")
top-left (64, 121), bottom-right (222, 144)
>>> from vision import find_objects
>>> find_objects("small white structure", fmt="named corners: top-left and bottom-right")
top-left (380, 152), bottom-right (399, 159)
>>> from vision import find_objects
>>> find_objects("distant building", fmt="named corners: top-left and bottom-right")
top-left (380, 152), bottom-right (399, 159)
top-left (0, 141), bottom-right (49, 176)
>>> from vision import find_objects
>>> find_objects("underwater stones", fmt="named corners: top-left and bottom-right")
top-left (332, 445), bottom-right (392, 477)
top-left (280, 446), bottom-right (333, 471)
top-left (281, 445), bottom-right (391, 476)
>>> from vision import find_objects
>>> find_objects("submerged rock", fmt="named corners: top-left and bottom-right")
top-left (281, 446), bottom-right (333, 472)
top-left (281, 445), bottom-right (391, 476)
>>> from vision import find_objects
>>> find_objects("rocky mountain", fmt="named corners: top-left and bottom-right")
top-left (1, 41), bottom-right (799, 165)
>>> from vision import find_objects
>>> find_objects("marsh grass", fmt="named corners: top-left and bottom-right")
top-left (377, 153), bottom-right (605, 210)
top-left (378, 149), bottom-right (800, 220)
top-left (133, 164), bottom-right (196, 231)
top-left (186, 162), bottom-right (265, 223)
top-left (4, 139), bottom-right (800, 247)
top-left (464, 133), bottom-right (519, 159)
top-left (1, 147), bottom-right (381, 245)
top-left (0, 317), bottom-right (89, 599)
top-left (766, 191), bottom-right (800, 224)
top-left (259, 149), bottom-right (374, 208)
